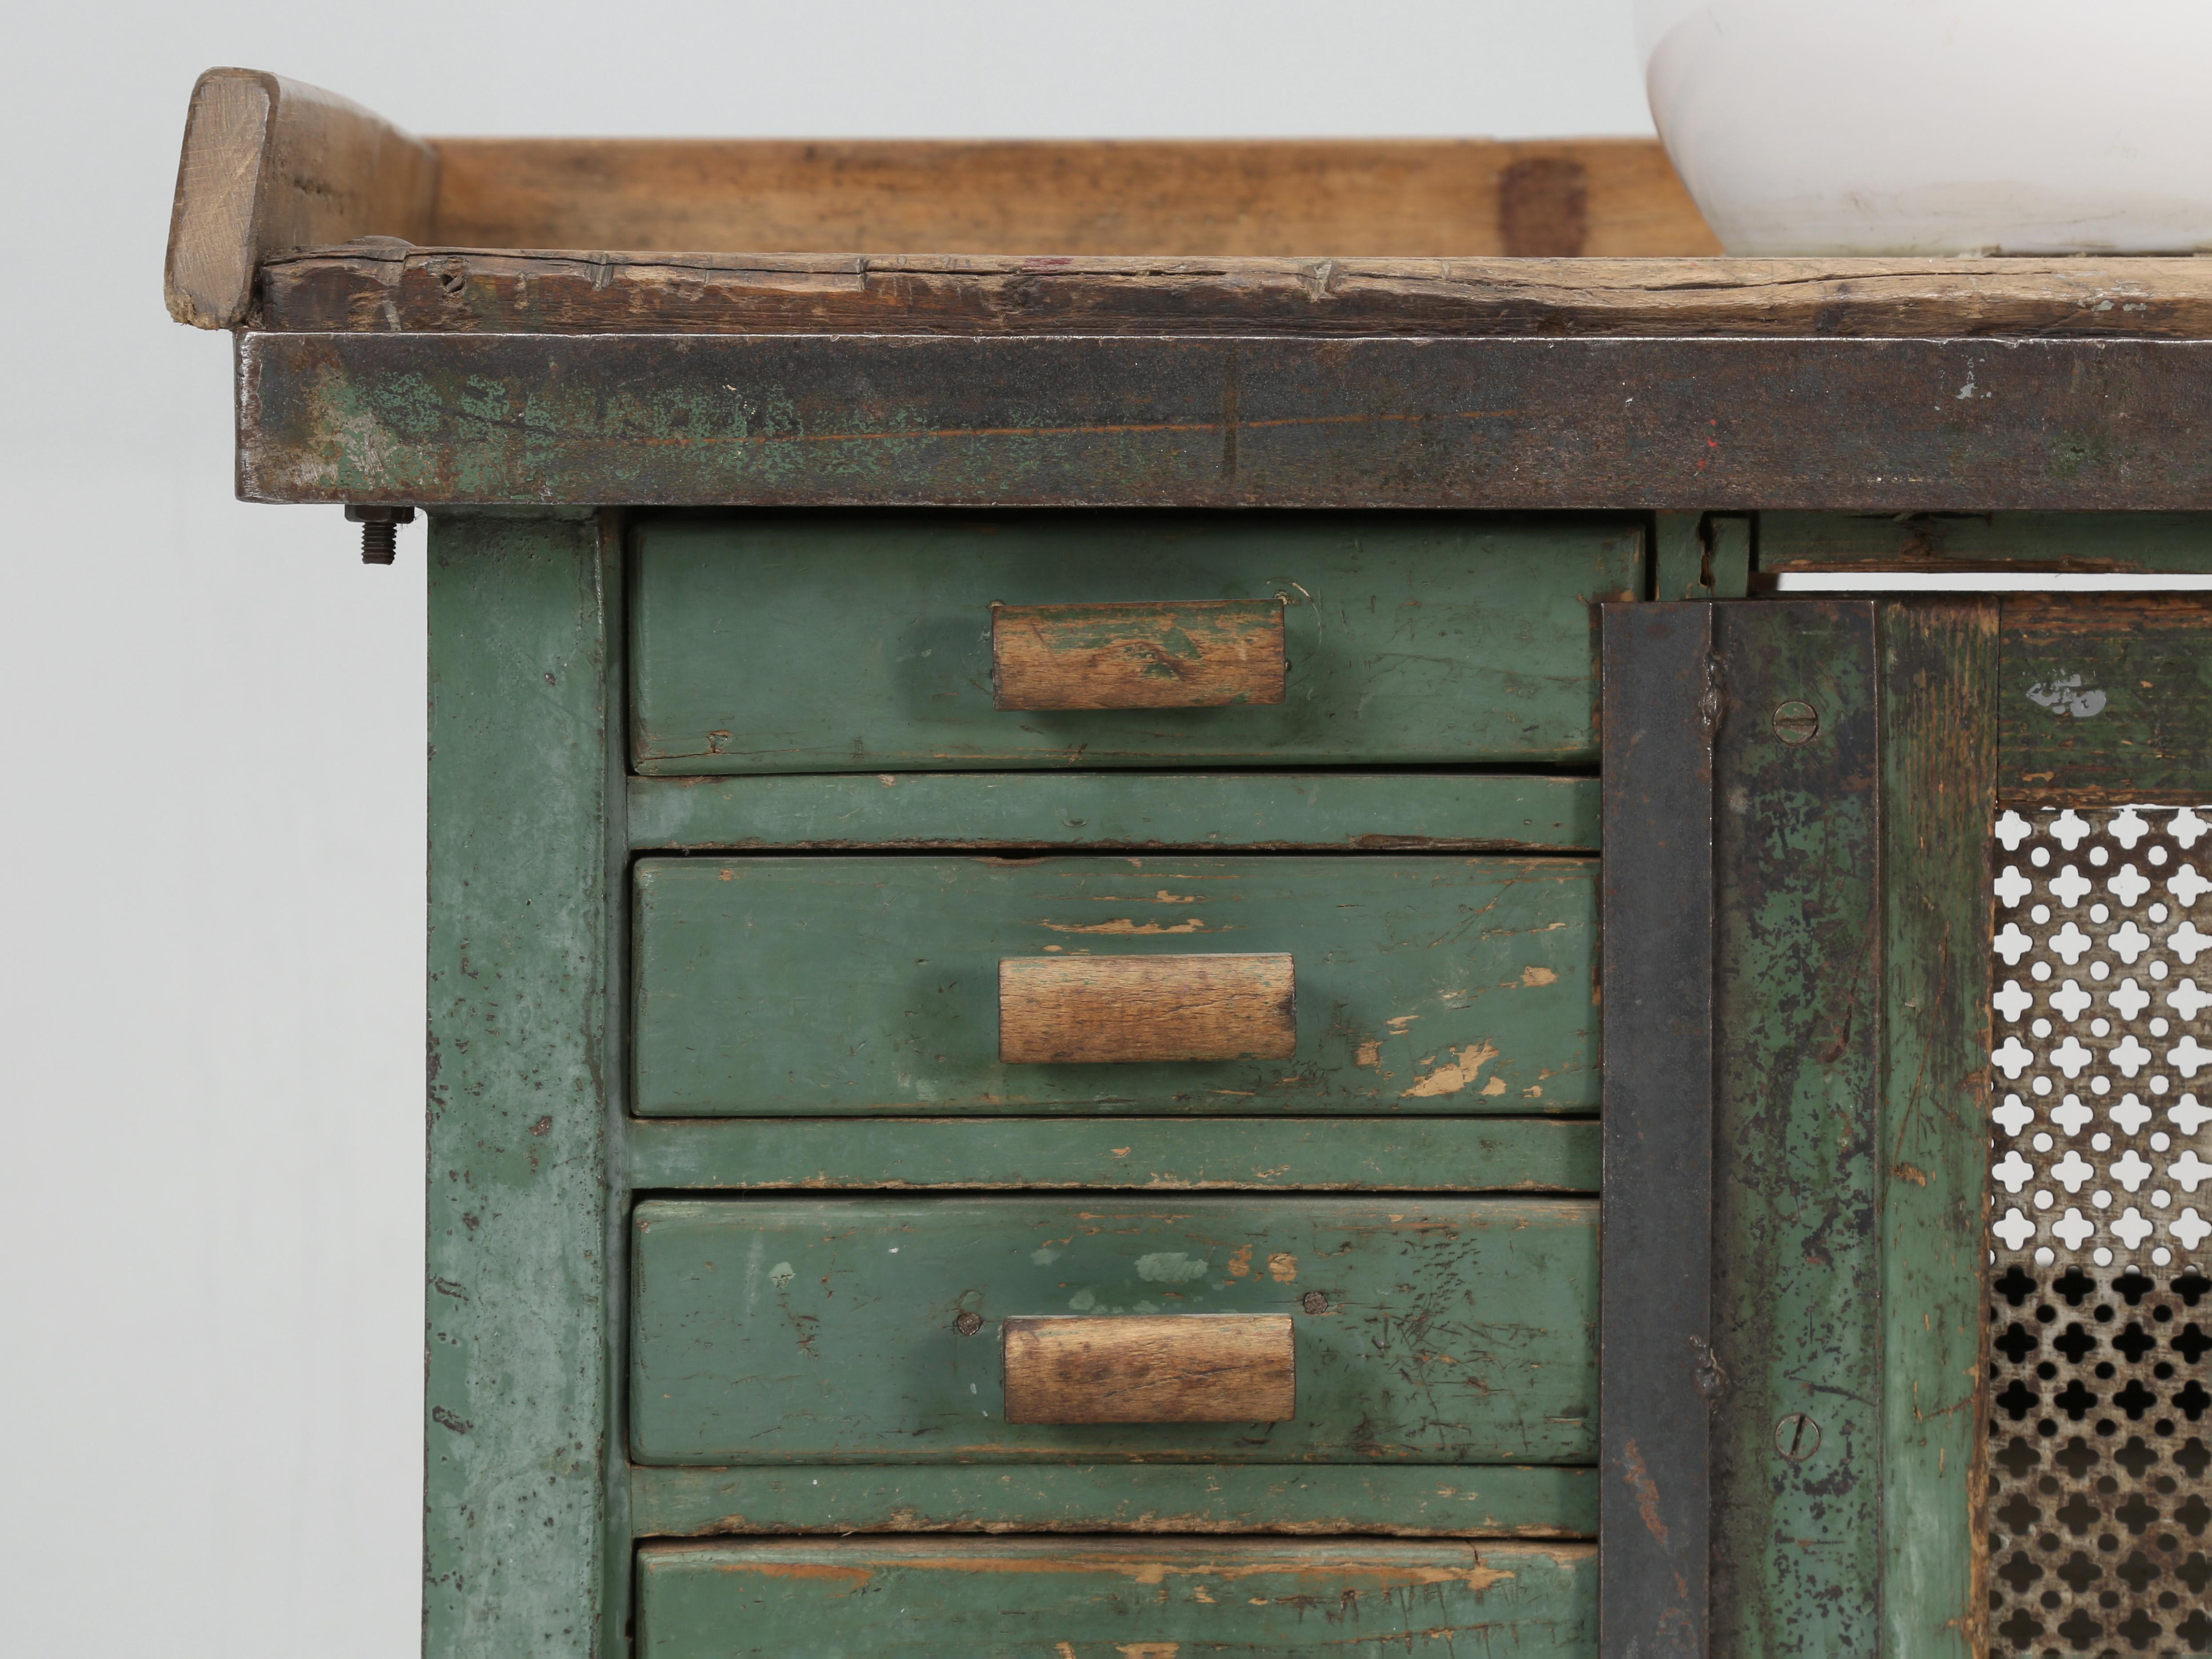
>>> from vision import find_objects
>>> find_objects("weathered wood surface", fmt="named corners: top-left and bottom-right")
top-left (635, 1537), bottom-right (1596, 1658)
top-left (625, 1115), bottom-right (1601, 1194)
top-left (1710, 603), bottom-right (1883, 1655)
top-left (1001, 1314), bottom-right (1296, 1423)
top-left (1998, 595), bottom-right (2212, 801)
top-left (237, 331), bottom-right (2212, 511)
top-left (426, 136), bottom-right (1712, 258)
top-left (1761, 511), bottom-right (2212, 574)
top-left (999, 954), bottom-right (1297, 1065)
top-left (625, 771), bottom-right (1602, 854)
top-left (1877, 600), bottom-right (1997, 1659)
top-left (992, 600), bottom-right (1285, 710)
top-left (424, 512), bottom-right (620, 1657)
top-left (258, 247), bottom-right (2212, 337)
top-left (629, 513), bottom-right (1636, 772)
top-left (629, 1196), bottom-right (1596, 1465)
top-left (631, 855), bottom-right (1596, 1117)
top-left (630, 1461), bottom-right (1596, 1538)
top-left (167, 69), bottom-right (435, 328)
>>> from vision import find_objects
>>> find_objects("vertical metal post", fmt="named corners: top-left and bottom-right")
top-left (1600, 603), bottom-right (1717, 1659)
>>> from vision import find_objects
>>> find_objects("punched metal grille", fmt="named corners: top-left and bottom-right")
top-left (1986, 806), bottom-right (2212, 1658)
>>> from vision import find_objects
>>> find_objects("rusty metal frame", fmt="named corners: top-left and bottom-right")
top-left (1600, 602), bottom-right (1718, 1656)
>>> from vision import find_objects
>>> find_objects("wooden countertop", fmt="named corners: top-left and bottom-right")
top-left (167, 66), bottom-right (2212, 340)
top-left (258, 246), bottom-right (2212, 337)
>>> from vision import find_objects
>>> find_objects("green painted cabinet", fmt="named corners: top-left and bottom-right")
top-left (630, 513), bottom-right (1643, 772)
top-left (629, 1195), bottom-right (1597, 1465)
top-left (635, 1538), bottom-right (1596, 1659)
top-left (631, 854), bottom-right (1596, 1116)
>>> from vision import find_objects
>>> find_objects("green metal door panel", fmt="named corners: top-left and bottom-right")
top-left (635, 1538), bottom-right (1597, 1658)
top-left (629, 1195), bottom-right (1597, 1465)
top-left (631, 854), bottom-right (1596, 1117)
top-left (629, 512), bottom-right (1643, 773)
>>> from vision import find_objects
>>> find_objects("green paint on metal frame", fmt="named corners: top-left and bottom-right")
top-left (425, 511), bottom-right (620, 1659)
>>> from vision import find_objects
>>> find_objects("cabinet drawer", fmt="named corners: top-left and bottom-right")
top-left (637, 1537), bottom-right (1595, 1658)
top-left (631, 855), bottom-right (1596, 1117)
top-left (630, 512), bottom-right (1641, 773)
top-left (629, 1196), bottom-right (1596, 1465)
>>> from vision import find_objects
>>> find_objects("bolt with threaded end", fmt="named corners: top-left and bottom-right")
top-left (345, 504), bottom-right (416, 565)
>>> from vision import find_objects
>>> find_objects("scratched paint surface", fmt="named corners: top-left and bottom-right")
top-left (629, 1196), bottom-right (1596, 1465)
top-left (631, 855), bottom-right (1595, 1116)
top-left (635, 1537), bottom-right (1595, 1657)
top-left (1999, 595), bottom-right (2212, 801)
top-left (1709, 604), bottom-right (1883, 1656)
top-left (629, 511), bottom-right (1640, 772)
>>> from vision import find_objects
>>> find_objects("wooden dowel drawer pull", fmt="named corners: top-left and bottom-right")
top-left (1001, 1314), bottom-right (1296, 1424)
top-left (991, 599), bottom-right (1287, 710)
top-left (998, 953), bottom-right (1296, 1064)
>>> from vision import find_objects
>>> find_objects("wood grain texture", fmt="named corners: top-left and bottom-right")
top-left (257, 246), bottom-right (2212, 337)
top-left (1710, 603), bottom-right (1884, 1655)
top-left (624, 1115), bottom-right (1601, 1194)
top-left (623, 771), bottom-right (1602, 854)
top-left (992, 600), bottom-right (1285, 710)
top-left (635, 1537), bottom-right (1596, 1659)
top-left (629, 514), bottom-right (1637, 773)
top-left (999, 954), bottom-right (1296, 1065)
top-left (1001, 1315), bottom-right (1295, 1423)
top-left (237, 331), bottom-right (2212, 512)
top-left (1761, 511), bottom-right (2212, 575)
top-left (1998, 595), bottom-right (2212, 801)
top-left (629, 1461), bottom-right (1596, 1538)
top-left (166, 68), bottom-right (435, 327)
top-left (1877, 600), bottom-right (1997, 1659)
top-left (631, 855), bottom-right (1596, 1117)
top-left (628, 1195), bottom-right (1596, 1465)
top-left (425, 136), bottom-right (1713, 257)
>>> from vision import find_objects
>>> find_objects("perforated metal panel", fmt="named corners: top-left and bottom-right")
top-left (1986, 806), bottom-right (2212, 1657)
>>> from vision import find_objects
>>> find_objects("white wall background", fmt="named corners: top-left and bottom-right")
top-left (0, 5), bottom-right (1649, 1651)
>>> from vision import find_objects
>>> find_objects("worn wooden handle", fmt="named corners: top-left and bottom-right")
top-left (992, 600), bottom-right (1287, 710)
top-left (1001, 1314), bottom-right (1296, 1423)
top-left (998, 953), bottom-right (1296, 1064)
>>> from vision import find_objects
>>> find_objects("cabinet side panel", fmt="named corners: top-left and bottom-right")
top-left (425, 512), bottom-right (612, 1658)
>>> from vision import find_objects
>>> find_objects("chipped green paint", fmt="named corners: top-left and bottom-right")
top-left (1878, 600), bottom-right (1998, 1657)
top-left (628, 1461), bottom-right (1597, 1539)
top-left (424, 511), bottom-right (621, 1659)
top-left (1999, 595), bottom-right (2212, 799)
top-left (635, 1537), bottom-right (1597, 1658)
top-left (625, 1114), bottom-right (1600, 1193)
top-left (631, 855), bottom-right (1596, 1117)
top-left (629, 512), bottom-right (1641, 772)
top-left (1710, 603), bottom-right (1883, 1656)
top-left (629, 1196), bottom-right (1596, 1465)
top-left (624, 770), bottom-right (1600, 854)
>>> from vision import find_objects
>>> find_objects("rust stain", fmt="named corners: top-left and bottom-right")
top-left (1891, 1160), bottom-right (1930, 1186)
top-left (1620, 1437), bottom-right (1669, 1548)
top-left (722, 1560), bottom-right (874, 1585)
top-left (1040, 917), bottom-right (1208, 935)
top-left (1400, 1041), bottom-right (1502, 1099)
